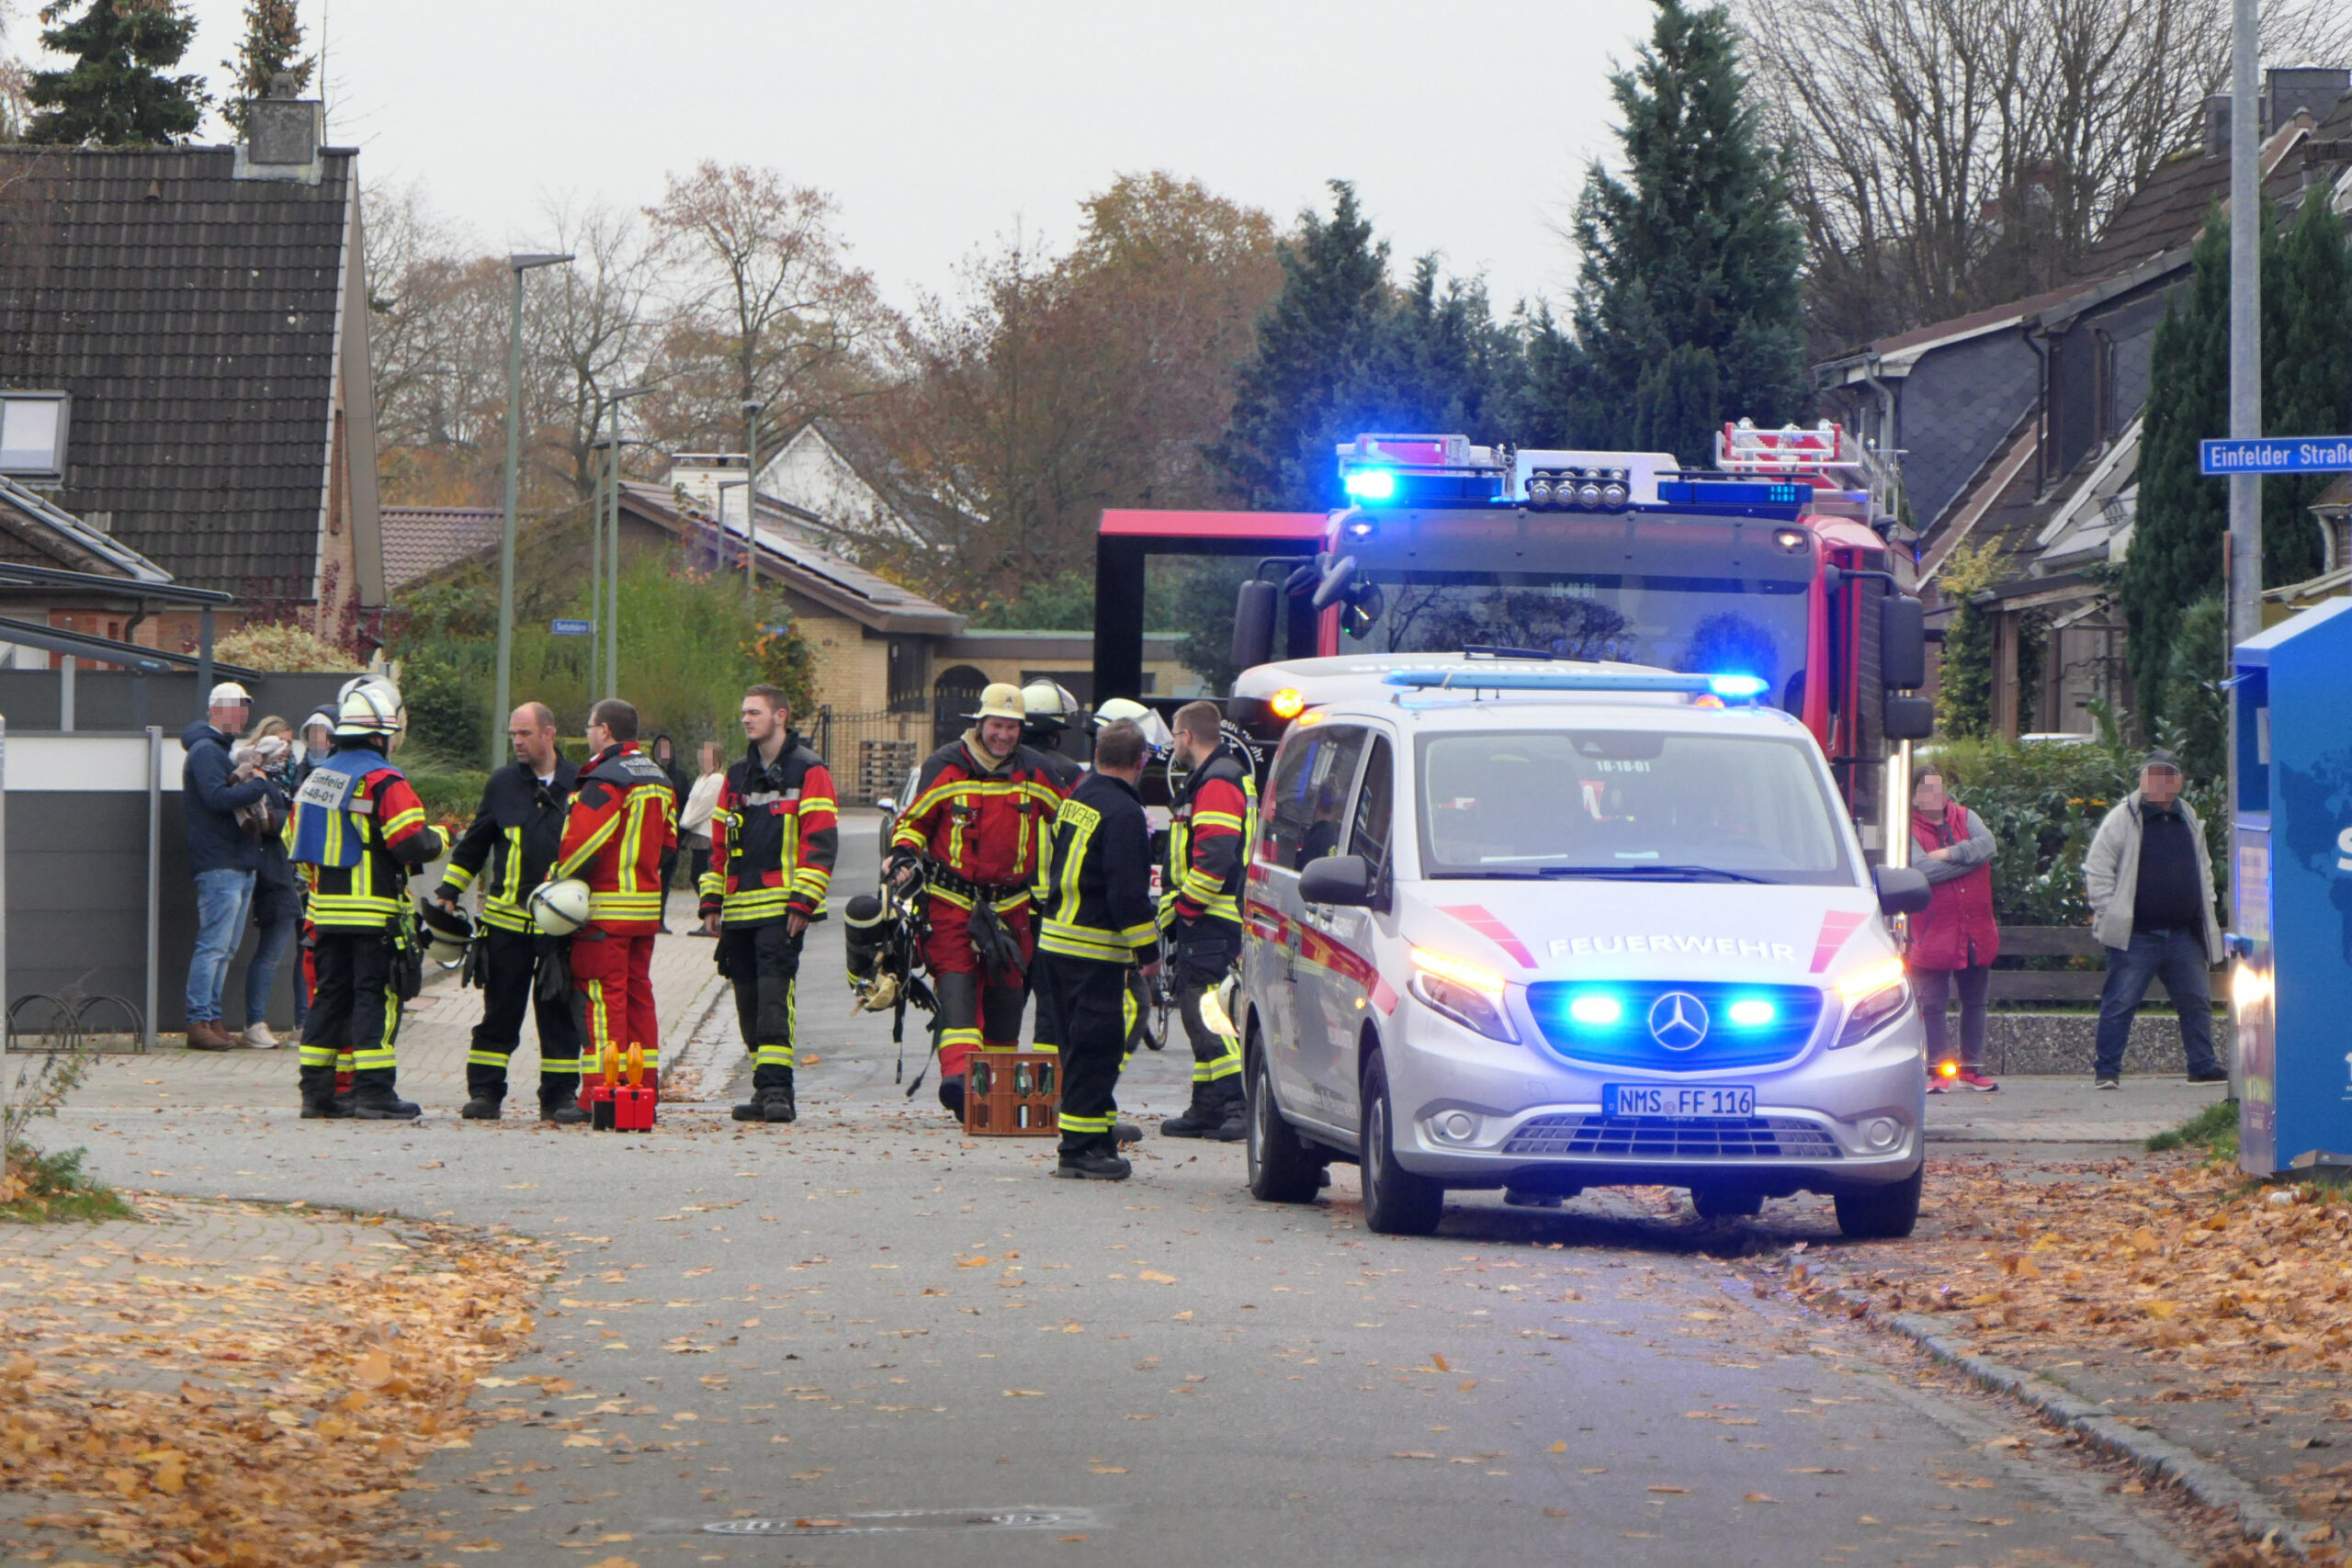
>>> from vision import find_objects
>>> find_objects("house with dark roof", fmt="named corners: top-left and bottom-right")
top-left (0, 79), bottom-right (382, 668)
top-left (1817, 77), bottom-right (2352, 736)
top-left (380, 505), bottom-right (502, 592)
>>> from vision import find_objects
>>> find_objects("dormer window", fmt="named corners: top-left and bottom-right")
top-left (0, 393), bottom-right (69, 480)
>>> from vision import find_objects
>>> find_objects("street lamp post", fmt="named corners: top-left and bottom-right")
top-left (742, 400), bottom-right (763, 594)
top-left (2226, 0), bottom-right (2259, 1099)
top-left (603, 387), bottom-right (658, 699)
top-left (492, 251), bottom-right (573, 769)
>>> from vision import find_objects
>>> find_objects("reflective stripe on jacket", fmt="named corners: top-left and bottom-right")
top-left (1038, 771), bottom-right (1161, 965)
top-left (1160, 744), bottom-right (1254, 931)
top-left (697, 736), bottom-right (839, 925)
top-left (889, 733), bottom-right (1065, 900)
top-left (291, 744), bottom-right (444, 929)
top-left (554, 744), bottom-right (679, 931)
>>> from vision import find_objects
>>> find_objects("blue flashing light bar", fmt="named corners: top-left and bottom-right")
top-left (1343, 468), bottom-right (1396, 501)
top-left (1724, 998), bottom-right (1778, 1027)
top-left (1651, 478), bottom-right (1810, 516)
top-left (1567, 993), bottom-right (1626, 1026)
top-left (1384, 669), bottom-right (1767, 703)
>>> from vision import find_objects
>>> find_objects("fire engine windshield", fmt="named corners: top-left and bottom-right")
top-left (1416, 729), bottom-right (1851, 885)
top-left (1356, 570), bottom-right (1812, 716)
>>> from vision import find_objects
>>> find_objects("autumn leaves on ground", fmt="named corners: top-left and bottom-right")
top-left (0, 1197), bottom-right (548, 1567)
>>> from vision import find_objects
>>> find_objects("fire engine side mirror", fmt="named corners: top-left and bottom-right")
top-left (1881, 594), bottom-right (1927, 690)
top-left (1883, 694), bottom-right (1935, 741)
top-left (1231, 579), bottom-right (1279, 673)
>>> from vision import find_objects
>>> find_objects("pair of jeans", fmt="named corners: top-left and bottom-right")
top-left (2094, 927), bottom-right (2220, 1078)
top-left (185, 868), bottom-right (255, 1025)
top-left (245, 914), bottom-right (300, 1031)
top-left (1914, 963), bottom-right (1991, 1072)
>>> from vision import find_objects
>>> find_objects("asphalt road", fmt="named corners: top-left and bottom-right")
top-left (53, 828), bottom-right (2209, 1568)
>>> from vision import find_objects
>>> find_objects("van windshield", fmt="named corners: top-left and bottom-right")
top-left (1415, 729), bottom-right (1852, 885)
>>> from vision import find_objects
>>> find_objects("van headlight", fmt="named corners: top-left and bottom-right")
top-left (1408, 947), bottom-right (1518, 1043)
top-left (1830, 957), bottom-right (1911, 1049)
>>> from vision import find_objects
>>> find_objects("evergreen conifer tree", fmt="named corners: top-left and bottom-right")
top-left (1551, 0), bottom-right (1805, 460)
top-left (2123, 213), bottom-right (2230, 734)
top-left (221, 0), bottom-right (312, 136)
top-left (2265, 196), bottom-right (2352, 587)
top-left (25, 0), bottom-right (206, 147)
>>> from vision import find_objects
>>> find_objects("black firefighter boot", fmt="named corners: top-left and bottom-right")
top-left (732, 1069), bottom-right (797, 1124)
top-left (1054, 1141), bottom-right (1132, 1181)
top-left (298, 1062), bottom-right (351, 1120)
top-left (351, 1068), bottom-right (422, 1122)
top-left (462, 1058), bottom-right (506, 1120)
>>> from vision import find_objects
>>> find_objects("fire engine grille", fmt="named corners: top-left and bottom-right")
top-left (1500, 1113), bottom-right (1844, 1161)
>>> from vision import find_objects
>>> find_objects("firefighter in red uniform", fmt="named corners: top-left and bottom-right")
top-left (290, 680), bottom-right (447, 1121)
top-left (1158, 700), bottom-right (1256, 1141)
top-left (702, 683), bottom-right (838, 1125)
top-left (888, 682), bottom-right (1065, 1117)
top-left (553, 699), bottom-right (678, 1092)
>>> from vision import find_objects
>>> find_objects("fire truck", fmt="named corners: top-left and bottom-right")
top-left (1091, 421), bottom-right (1932, 857)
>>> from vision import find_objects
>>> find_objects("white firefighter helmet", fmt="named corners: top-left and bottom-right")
top-left (968, 682), bottom-right (1025, 722)
top-left (1020, 679), bottom-right (1078, 726)
top-left (332, 678), bottom-right (405, 741)
top-left (1092, 696), bottom-right (1173, 755)
top-left (527, 877), bottom-right (593, 936)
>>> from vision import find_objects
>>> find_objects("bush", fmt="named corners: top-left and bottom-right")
top-left (214, 622), bottom-right (356, 671)
top-left (1928, 723), bottom-right (2227, 929)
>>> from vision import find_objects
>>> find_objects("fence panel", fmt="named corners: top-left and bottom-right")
top-left (810, 706), bottom-right (928, 806)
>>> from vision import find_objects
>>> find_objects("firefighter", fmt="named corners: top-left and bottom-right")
top-left (1158, 699), bottom-right (1255, 1140)
top-left (888, 682), bottom-right (1063, 1117)
top-left (1033, 718), bottom-right (1160, 1180)
top-left (434, 702), bottom-right (583, 1122)
top-left (553, 699), bottom-right (678, 1095)
top-left (290, 680), bottom-right (446, 1121)
top-left (704, 684), bottom-right (839, 1125)
top-left (1019, 680), bottom-right (1084, 795)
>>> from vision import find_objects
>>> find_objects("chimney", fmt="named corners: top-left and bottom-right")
top-left (233, 72), bottom-right (323, 186)
top-left (2266, 65), bottom-right (2352, 135)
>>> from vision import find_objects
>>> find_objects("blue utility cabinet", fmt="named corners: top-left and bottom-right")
top-left (2232, 597), bottom-right (2352, 1176)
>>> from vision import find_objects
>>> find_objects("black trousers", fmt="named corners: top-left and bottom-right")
top-left (300, 929), bottom-right (400, 1100)
top-left (469, 926), bottom-right (582, 1103)
top-left (721, 920), bottom-right (803, 1097)
top-left (1032, 951), bottom-right (1128, 1157)
top-left (1170, 917), bottom-right (1243, 1114)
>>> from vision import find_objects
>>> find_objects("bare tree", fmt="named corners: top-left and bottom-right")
top-left (1743, 0), bottom-right (2352, 349)
top-left (524, 197), bottom-right (657, 499)
top-left (640, 163), bottom-right (889, 457)
top-left (363, 181), bottom-right (509, 505)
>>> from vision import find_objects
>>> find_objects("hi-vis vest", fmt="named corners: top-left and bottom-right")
top-left (292, 749), bottom-right (406, 869)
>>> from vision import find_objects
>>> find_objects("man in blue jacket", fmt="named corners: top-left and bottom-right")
top-left (182, 682), bottom-right (276, 1050)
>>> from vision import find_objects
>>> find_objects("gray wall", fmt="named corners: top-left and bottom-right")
top-left (1896, 330), bottom-right (2040, 529)
top-left (0, 669), bottom-right (358, 736)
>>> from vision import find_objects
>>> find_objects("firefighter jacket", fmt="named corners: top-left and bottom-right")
top-left (697, 735), bottom-right (839, 926)
top-left (1161, 741), bottom-right (1255, 931)
top-left (1023, 727), bottom-right (1085, 795)
top-left (1038, 770), bottom-right (1161, 967)
top-left (553, 743), bottom-right (678, 933)
top-left (888, 731), bottom-right (1065, 912)
top-left (290, 743), bottom-right (447, 931)
top-left (436, 757), bottom-right (581, 932)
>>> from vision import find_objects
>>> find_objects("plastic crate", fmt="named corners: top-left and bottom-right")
top-left (964, 1051), bottom-right (1058, 1136)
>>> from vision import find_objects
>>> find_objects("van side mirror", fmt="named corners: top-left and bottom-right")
top-left (1881, 594), bottom-right (1926, 690)
top-left (1231, 579), bottom-right (1278, 673)
top-left (1873, 864), bottom-right (1932, 916)
top-left (1883, 694), bottom-right (1935, 741)
top-left (1298, 853), bottom-right (1378, 908)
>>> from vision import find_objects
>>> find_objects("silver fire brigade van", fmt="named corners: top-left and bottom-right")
top-left (1229, 653), bottom-right (1933, 1238)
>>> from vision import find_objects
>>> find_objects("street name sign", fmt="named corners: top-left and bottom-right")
top-left (551, 618), bottom-right (593, 636)
top-left (2199, 437), bottom-right (2352, 474)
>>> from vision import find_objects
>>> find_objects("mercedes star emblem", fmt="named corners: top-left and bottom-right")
top-left (1647, 991), bottom-right (1710, 1051)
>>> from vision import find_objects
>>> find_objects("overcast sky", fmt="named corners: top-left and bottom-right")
top-left (137, 0), bottom-right (1661, 314)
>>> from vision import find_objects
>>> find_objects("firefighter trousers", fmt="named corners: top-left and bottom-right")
top-left (1031, 952), bottom-right (1127, 1158)
top-left (571, 928), bottom-right (659, 1091)
top-left (720, 920), bottom-right (802, 1098)
top-left (300, 929), bottom-right (401, 1102)
top-left (922, 897), bottom-right (1034, 1083)
top-left (1170, 918), bottom-right (1242, 1117)
top-left (467, 927), bottom-right (582, 1106)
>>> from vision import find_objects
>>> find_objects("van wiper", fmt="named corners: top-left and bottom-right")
top-left (1530, 864), bottom-right (1771, 884)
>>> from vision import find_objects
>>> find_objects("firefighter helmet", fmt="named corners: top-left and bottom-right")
top-left (527, 877), bottom-right (593, 936)
top-left (968, 682), bottom-right (1025, 722)
top-left (1020, 680), bottom-right (1078, 726)
top-left (332, 678), bottom-right (405, 740)
top-left (416, 899), bottom-right (476, 968)
top-left (1092, 696), bottom-right (1173, 755)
